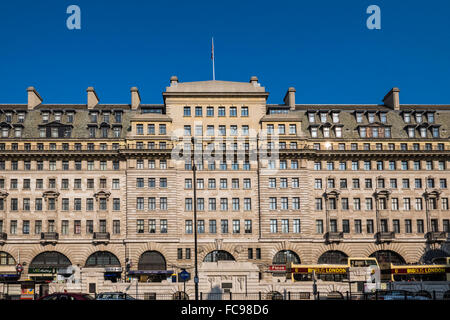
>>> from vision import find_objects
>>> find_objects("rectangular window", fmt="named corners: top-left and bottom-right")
top-left (355, 220), bottom-right (362, 234)
top-left (209, 220), bottom-right (217, 234)
top-left (221, 220), bottom-right (228, 233)
top-left (367, 220), bottom-right (374, 234)
top-left (316, 220), bottom-right (323, 234)
top-left (270, 219), bottom-right (278, 233)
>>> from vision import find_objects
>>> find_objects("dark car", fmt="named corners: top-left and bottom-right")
top-left (37, 292), bottom-right (95, 301)
top-left (367, 290), bottom-right (430, 301)
top-left (96, 292), bottom-right (137, 300)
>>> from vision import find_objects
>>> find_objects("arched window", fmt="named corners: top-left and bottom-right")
top-left (203, 250), bottom-right (235, 262)
top-left (0, 252), bottom-right (16, 265)
top-left (29, 251), bottom-right (71, 268)
top-left (138, 251), bottom-right (166, 270)
top-left (369, 250), bottom-right (405, 265)
top-left (272, 250), bottom-right (300, 265)
top-left (85, 251), bottom-right (121, 267)
top-left (318, 250), bottom-right (348, 264)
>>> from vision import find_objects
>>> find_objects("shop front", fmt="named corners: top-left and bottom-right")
top-left (132, 250), bottom-right (172, 282)
top-left (85, 251), bottom-right (122, 282)
top-left (28, 251), bottom-right (73, 283)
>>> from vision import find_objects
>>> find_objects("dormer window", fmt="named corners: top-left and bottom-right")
top-left (323, 127), bottom-right (330, 138)
top-left (42, 113), bottom-right (49, 123)
top-left (403, 112), bottom-right (411, 123)
top-left (356, 112), bottom-right (363, 123)
top-left (67, 112), bottom-right (74, 123)
top-left (89, 127), bottom-right (96, 138)
top-left (415, 113), bottom-right (422, 123)
top-left (408, 127), bottom-right (415, 138)
top-left (335, 126), bottom-right (342, 138)
top-left (308, 112), bottom-right (315, 123)
top-left (367, 112), bottom-right (375, 123)
top-left (372, 127), bottom-right (379, 138)
top-left (49, 127), bottom-right (58, 138)
top-left (320, 113), bottom-right (327, 123)
top-left (427, 112), bottom-right (435, 123)
top-left (113, 127), bottom-right (121, 137)
top-left (359, 127), bottom-right (366, 138)
top-left (1, 127), bottom-right (8, 137)
top-left (14, 127), bottom-right (22, 138)
top-left (39, 128), bottom-right (45, 137)
top-left (17, 113), bottom-right (25, 123)
top-left (102, 127), bottom-right (108, 138)
top-left (54, 112), bottom-right (62, 122)
top-left (90, 112), bottom-right (98, 123)
top-left (103, 113), bottom-right (110, 123)
top-left (385, 127), bottom-right (391, 138)
top-left (114, 111), bottom-right (122, 123)
top-left (311, 127), bottom-right (318, 138)
top-left (332, 112), bottom-right (340, 123)
top-left (420, 127), bottom-right (427, 138)
top-left (379, 112), bottom-right (387, 123)
top-left (432, 127), bottom-right (439, 138)
top-left (63, 128), bottom-right (71, 138)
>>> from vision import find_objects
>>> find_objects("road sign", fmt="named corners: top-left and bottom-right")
top-left (179, 270), bottom-right (190, 281)
top-left (16, 264), bottom-right (23, 273)
top-left (194, 276), bottom-right (199, 283)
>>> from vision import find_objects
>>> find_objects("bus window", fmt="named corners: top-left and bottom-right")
top-left (366, 260), bottom-right (378, 266)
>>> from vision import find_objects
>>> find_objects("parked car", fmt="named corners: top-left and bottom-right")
top-left (368, 290), bottom-right (430, 300)
top-left (95, 292), bottom-right (137, 300)
top-left (37, 292), bottom-right (95, 301)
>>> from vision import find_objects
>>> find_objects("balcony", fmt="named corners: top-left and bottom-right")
top-left (93, 232), bottom-right (110, 244)
top-left (426, 232), bottom-right (448, 243)
top-left (40, 232), bottom-right (59, 244)
top-left (376, 232), bottom-right (395, 243)
top-left (325, 232), bottom-right (343, 243)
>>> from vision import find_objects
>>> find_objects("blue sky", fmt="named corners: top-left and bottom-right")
top-left (0, 0), bottom-right (449, 105)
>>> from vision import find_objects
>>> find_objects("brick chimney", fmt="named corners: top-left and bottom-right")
top-left (284, 87), bottom-right (296, 110)
top-left (87, 87), bottom-right (99, 109)
top-left (27, 86), bottom-right (43, 110)
top-left (170, 76), bottom-right (178, 86)
top-left (130, 87), bottom-right (141, 109)
top-left (383, 87), bottom-right (400, 110)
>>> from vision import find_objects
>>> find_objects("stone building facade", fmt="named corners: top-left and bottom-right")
top-left (0, 76), bottom-right (449, 296)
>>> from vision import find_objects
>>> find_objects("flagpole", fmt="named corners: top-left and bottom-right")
top-left (212, 37), bottom-right (215, 81)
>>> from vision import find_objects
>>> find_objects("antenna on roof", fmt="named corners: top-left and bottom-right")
top-left (211, 37), bottom-right (215, 81)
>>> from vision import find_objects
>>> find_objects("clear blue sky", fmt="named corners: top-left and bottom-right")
top-left (0, 0), bottom-right (449, 105)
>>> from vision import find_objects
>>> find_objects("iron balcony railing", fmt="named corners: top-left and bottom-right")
top-left (40, 232), bottom-right (59, 241)
top-left (426, 231), bottom-right (448, 243)
top-left (376, 231), bottom-right (395, 242)
top-left (93, 232), bottom-right (110, 240)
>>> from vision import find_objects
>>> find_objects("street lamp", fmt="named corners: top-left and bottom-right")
top-left (191, 137), bottom-right (199, 300)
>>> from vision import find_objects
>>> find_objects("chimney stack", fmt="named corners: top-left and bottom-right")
top-left (250, 76), bottom-right (259, 86)
top-left (87, 87), bottom-right (99, 109)
top-left (130, 87), bottom-right (141, 109)
top-left (383, 87), bottom-right (400, 110)
top-left (170, 76), bottom-right (178, 86)
top-left (27, 86), bottom-right (43, 110)
top-left (284, 87), bottom-right (296, 110)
